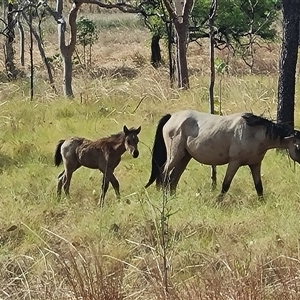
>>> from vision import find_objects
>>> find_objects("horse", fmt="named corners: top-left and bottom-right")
top-left (54, 125), bottom-right (141, 207)
top-left (145, 110), bottom-right (300, 201)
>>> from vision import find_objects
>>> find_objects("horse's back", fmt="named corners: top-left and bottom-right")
top-left (164, 110), bottom-right (244, 138)
top-left (163, 110), bottom-right (253, 165)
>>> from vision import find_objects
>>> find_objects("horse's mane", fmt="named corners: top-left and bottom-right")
top-left (242, 113), bottom-right (294, 140)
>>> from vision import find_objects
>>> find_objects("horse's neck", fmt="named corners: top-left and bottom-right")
top-left (266, 137), bottom-right (288, 150)
top-left (114, 141), bottom-right (126, 155)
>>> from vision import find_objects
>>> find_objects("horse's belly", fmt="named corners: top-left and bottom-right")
top-left (188, 150), bottom-right (229, 165)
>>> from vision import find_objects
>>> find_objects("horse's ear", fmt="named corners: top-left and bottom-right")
top-left (136, 126), bottom-right (141, 135)
top-left (123, 125), bottom-right (129, 135)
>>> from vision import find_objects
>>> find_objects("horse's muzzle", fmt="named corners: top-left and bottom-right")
top-left (132, 150), bottom-right (139, 158)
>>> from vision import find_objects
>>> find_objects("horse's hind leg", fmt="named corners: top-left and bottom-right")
top-left (217, 161), bottom-right (240, 202)
top-left (57, 170), bottom-right (65, 197)
top-left (211, 165), bottom-right (217, 190)
top-left (249, 162), bottom-right (263, 198)
top-left (169, 153), bottom-right (191, 195)
top-left (162, 136), bottom-right (187, 192)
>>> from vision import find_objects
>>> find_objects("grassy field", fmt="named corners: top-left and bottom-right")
top-left (1, 10), bottom-right (300, 300)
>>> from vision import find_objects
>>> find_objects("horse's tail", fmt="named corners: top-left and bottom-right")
top-left (145, 113), bottom-right (172, 188)
top-left (54, 139), bottom-right (65, 167)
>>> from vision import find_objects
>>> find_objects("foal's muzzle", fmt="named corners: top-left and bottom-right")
top-left (132, 150), bottom-right (139, 158)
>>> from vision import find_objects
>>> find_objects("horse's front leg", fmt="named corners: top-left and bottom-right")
top-left (217, 161), bottom-right (240, 202)
top-left (249, 162), bottom-right (263, 199)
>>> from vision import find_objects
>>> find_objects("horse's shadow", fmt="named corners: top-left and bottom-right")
top-left (0, 153), bottom-right (18, 171)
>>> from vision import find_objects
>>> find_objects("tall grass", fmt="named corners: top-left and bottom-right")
top-left (1, 12), bottom-right (300, 299)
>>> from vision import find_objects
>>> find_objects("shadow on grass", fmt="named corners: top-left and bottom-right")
top-left (0, 153), bottom-right (18, 172)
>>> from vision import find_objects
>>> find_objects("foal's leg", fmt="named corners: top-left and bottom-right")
top-left (211, 165), bottom-right (217, 190)
top-left (217, 161), bottom-right (240, 202)
top-left (98, 172), bottom-right (120, 207)
top-left (249, 162), bottom-right (263, 198)
top-left (99, 173), bottom-right (110, 207)
top-left (63, 164), bottom-right (80, 196)
top-left (108, 173), bottom-right (120, 199)
top-left (169, 153), bottom-right (191, 195)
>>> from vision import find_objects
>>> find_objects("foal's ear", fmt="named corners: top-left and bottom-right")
top-left (135, 126), bottom-right (141, 135)
top-left (123, 125), bottom-right (130, 135)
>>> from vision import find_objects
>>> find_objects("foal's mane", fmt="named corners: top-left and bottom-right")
top-left (100, 131), bottom-right (125, 144)
top-left (242, 113), bottom-right (294, 140)
top-left (99, 127), bottom-right (137, 144)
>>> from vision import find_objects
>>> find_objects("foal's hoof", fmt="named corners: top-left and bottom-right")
top-left (97, 200), bottom-right (104, 208)
top-left (258, 195), bottom-right (265, 202)
top-left (216, 194), bottom-right (225, 204)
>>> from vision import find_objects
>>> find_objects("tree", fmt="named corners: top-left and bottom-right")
top-left (77, 16), bottom-right (98, 68)
top-left (2, 2), bottom-right (18, 80)
top-left (277, 0), bottom-right (300, 129)
top-left (143, 0), bottom-right (280, 79)
top-left (163, 0), bottom-right (194, 89)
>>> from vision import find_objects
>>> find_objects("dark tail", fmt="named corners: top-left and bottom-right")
top-left (54, 139), bottom-right (65, 167)
top-left (145, 114), bottom-right (172, 188)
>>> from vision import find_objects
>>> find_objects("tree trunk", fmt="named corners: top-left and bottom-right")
top-left (63, 54), bottom-right (74, 97)
top-left (175, 24), bottom-right (189, 89)
top-left (4, 3), bottom-right (17, 80)
top-left (277, 0), bottom-right (300, 129)
top-left (150, 34), bottom-right (161, 68)
top-left (29, 11), bottom-right (34, 100)
top-left (17, 20), bottom-right (24, 66)
top-left (22, 12), bottom-right (57, 94)
top-left (162, 0), bottom-right (194, 89)
top-left (49, 0), bottom-right (82, 97)
top-left (209, 0), bottom-right (217, 115)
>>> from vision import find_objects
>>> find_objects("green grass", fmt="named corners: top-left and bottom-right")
top-left (1, 17), bottom-right (300, 298)
top-left (1, 74), bottom-right (300, 298)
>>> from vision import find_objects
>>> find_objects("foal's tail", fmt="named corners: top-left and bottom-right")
top-left (145, 114), bottom-right (172, 188)
top-left (54, 139), bottom-right (65, 167)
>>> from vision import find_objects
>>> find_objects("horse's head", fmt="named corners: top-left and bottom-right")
top-left (123, 125), bottom-right (141, 158)
top-left (284, 134), bottom-right (300, 163)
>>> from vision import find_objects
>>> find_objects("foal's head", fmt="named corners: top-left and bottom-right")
top-left (284, 133), bottom-right (300, 163)
top-left (123, 125), bottom-right (141, 158)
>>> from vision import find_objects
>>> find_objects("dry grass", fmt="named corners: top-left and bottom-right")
top-left (1, 9), bottom-right (300, 300)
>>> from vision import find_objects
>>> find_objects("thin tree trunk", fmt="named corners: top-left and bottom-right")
top-left (167, 21), bottom-right (174, 86)
top-left (29, 11), bottom-right (34, 100)
top-left (17, 20), bottom-right (24, 66)
top-left (22, 12), bottom-right (57, 94)
top-left (209, 0), bottom-right (217, 114)
top-left (277, 0), bottom-right (300, 129)
top-left (5, 3), bottom-right (17, 80)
